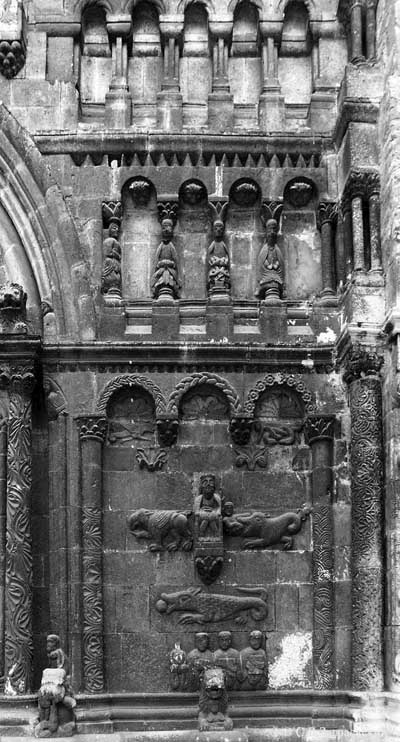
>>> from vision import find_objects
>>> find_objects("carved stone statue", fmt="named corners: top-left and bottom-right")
top-left (169, 642), bottom-right (189, 691)
top-left (213, 631), bottom-right (242, 690)
top-left (127, 508), bottom-right (193, 552)
top-left (255, 218), bottom-right (285, 303)
top-left (187, 632), bottom-right (213, 690)
top-left (223, 503), bottom-right (312, 550)
top-left (151, 218), bottom-right (181, 302)
top-left (198, 666), bottom-right (233, 731)
top-left (194, 474), bottom-right (222, 539)
top-left (240, 630), bottom-right (268, 689)
top-left (35, 635), bottom-right (76, 738)
top-left (207, 219), bottom-right (230, 300)
top-left (101, 218), bottom-right (122, 298)
top-left (0, 281), bottom-right (27, 333)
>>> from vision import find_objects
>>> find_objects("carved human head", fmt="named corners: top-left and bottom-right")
top-left (46, 634), bottom-right (61, 653)
top-left (213, 219), bottom-right (225, 239)
top-left (218, 631), bottom-right (232, 650)
top-left (195, 632), bottom-right (210, 652)
top-left (200, 474), bottom-right (216, 497)
top-left (265, 219), bottom-right (278, 245)
top-left (249, 630), bottom-right (263, 650)
top-left (223, 501), bottom-right (234, 517)
top-left (161, 218), bottom-right (174, 241)
top-left (109, 219), bottom-right (120, 238)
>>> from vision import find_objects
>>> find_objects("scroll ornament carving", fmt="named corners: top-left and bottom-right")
top-left (101, 201), bottom-right (122, 298)
top-left (82, 506), bottom-right (104, 693)
top-left (128, 508), bottom-right (193, 552)
top-left (0, 39), bottom-right (25, 78)
top-left (223, 503), bottom-right (311, 550)
top-left (343, 343), bottom-right (383, 384)
top-left (4, 375), bottom-right (34, 695)
top-left (78, 417), bottom-right (107, 442)
top-left (312, 506), bottom-right (334, 690)
top-left (155, 586), bottom-right (268, 625)
top-left (0, 282), bottom-right (27, 334)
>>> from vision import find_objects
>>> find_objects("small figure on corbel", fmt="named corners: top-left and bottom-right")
top-left (35, 634), bottom-right (76, 738)
top-left (101, 201), bottom-right (122, 300)
top-left (240, 630), bottom-right (268, 690)
top-left (255, 202), bottom-right (285, 305)
top-left (207, 202), bottom-right (230, 302)
top-left (152, 203), bottom-right (181, 302)
top-left (169, 642), bottom-right (189, 691)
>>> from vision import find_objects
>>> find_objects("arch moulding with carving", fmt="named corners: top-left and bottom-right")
top-left (0, 104), bottom-right (96, 343)
top-left (244, 373), bottom-right (316, 416)
top-left (97, 374), bottom-right (167, 416)
top-left (167, 373), bottom-right (242, 416)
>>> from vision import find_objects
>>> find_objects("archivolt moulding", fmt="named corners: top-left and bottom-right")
top-left (167, 372), bottom-right (242, 417)
top-left (243, 372), bottom-right (316, 416)
top-left (97, 374), bottom-right (167, 416)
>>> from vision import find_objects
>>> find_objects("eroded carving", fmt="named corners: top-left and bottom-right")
top-left (136, 448), bottom-right (167, 471)
top-left (169, 642), bottom-right (189, 691)
top-left (81, 506), bottom-right (104, 693)
top-left (187, 632), bottom-right (213, 690)
top-left (240, 631), bottom-right (268, 689)
top-left (207, 204), bottom-right (230, 301)
top-left (155, 586), bottom-right (268, 625)
top-left (101, 202), bottom-right (122, 298)
top-left (223, 503), bottom-right (311, 550)
top-left (35, 635), bottom-right (76, 738)
top-left (343, 343), bottom-right (384, 384)
top-left (0, 282), bottom-right (27, 334)
top-left (128, 509), bottom-right (193, 552)
top-left (152, 207), bottom-right (180, 302)
top-left (198, 667), bottom-right (233, 732)
top-left (255, 219), bottom-right (284, 303)
top-left (213, 631), bottom-right (241, 690)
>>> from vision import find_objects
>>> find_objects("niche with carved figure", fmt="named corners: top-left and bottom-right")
top-left (225, 179), bottom-right (264, 300)
top-left (121, 177), bottom-right (159, 300)
top-left (281, 177), bottom-right (322, 300)
top-left (79, 5), bottom-right (112, 118)
top-left (230, 1), bottom-right (262, 128)
top-left (106, 387), bottom-right (156, 448)
top-left (278, 1), bottom-right (312, 118)
top-left (181, 4), bottom-right (211, 128)
top-left (129, 2), bottom-right (162, 127)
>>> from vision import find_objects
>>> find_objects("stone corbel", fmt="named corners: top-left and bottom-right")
top-left (229, 416), bottom-right (253, 446)
top-left (0, 0), bottom-right (26, 79)
top-left (157, 416), bottom-right (179, 447)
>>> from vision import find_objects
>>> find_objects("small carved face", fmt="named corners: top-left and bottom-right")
top-left (201, 475), bottom-right (216, 497)
top-left (109, 222), bottom-right (119, 238)
top-left (218, 632), bottom-right (232, 651)
top-left (223, 502), bottom-right (234, 517)
top-left (266, 219), bottom-right (278, 245)
top-left (249, 631), bottom-right (263, 650)
top-left (195, 633), bottom-right (209, 652)
top-left (213, 220), bottom-right (225, 239)
top-left (162, 219), bottom-right (173, 241)
top-left (46, 636), bottom-right (59, 654)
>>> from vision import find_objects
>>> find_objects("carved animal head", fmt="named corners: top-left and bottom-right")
top-left (0, 282), bottom-right (26, 311)
top-left (128, 509), bottom-right (151, 532)
top-left (199, 667), bottom-right (228, 711)
top-left (157, 587), bottom-right (202, 614)
top-left (298, 504), bottom-right (312, 520)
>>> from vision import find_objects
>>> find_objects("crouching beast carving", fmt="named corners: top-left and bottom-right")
top-left (198, 666), bottom-right (233, 731)
top-left (128, 508), bottom-right (193, 552)
top-left (224, 503), bottom-right (312, 550)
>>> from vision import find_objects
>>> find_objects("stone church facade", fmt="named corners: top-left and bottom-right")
top-left (0, 0), bottom-right (398, 739)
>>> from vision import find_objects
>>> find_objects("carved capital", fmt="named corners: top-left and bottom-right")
top-left (365, 171), bottom-right (380, 198)
top-left (0, 39), bottom-right (26, 79)
top-left (77, 416), bottom-right (107, 442)
top-left (229, 416), bottom-right (253, 446)
top-left (317, 202), bottom-right (338, 228)
top-left (344, 170), bottom-right (368, 201)
top-left (343, 344), bottom-right (384, 385)
top-left (157, 201), bottom-right (179, 225)
top-left (157, 417), bottom-right (179, 447)
top-left (102, 201), bottom-right (122, 227)
top-left (304, 415), bottom-right (335, 445)
top-left (0, 364), bottom-right (35, 395)
top-left (262, 200), bottom-right (283, 224)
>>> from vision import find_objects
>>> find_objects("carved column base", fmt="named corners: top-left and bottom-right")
top-left (208, 92), bottom-right (234, 132)
top-left (156, 91), bottom-right (183, 132)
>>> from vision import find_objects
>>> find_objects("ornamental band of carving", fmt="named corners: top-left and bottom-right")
top-left (4, 372), bottom-right (35, 694)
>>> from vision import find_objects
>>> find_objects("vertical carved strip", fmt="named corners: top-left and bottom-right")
top-left (78, 416), bottom-right (107, 693)
top-left (0, 418), bottom-right (7, 683)
top-left (305, 416), bottom-right (335, 690)
top-left (4, 370), bottom-right (35, 694)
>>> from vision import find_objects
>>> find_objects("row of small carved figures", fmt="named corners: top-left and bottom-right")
top-left (170, 631), bottom-right (268, 692)
top-left (128, 502), bottom-right (312, 552)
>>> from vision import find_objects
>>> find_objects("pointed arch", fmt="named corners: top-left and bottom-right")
top-left (0, 104), bottom-right (96, 341)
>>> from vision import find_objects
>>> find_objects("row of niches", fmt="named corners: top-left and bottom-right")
top-left (74, 0), bottom-right (347, 129)
top-left (101, 176), bottom-right (339, 307)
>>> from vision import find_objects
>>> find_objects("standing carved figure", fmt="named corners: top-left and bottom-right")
top-left (187, 633), bottom-right (213, 690)
top-left (152, 218), bottom-right (181, 301)
top-left (213, 631), bottom-right (242, 690)
top-left (101, 218), bottom-right (122, 298)
top-left (255, 218), bottom-right (284, 303)
top-left (35, 635), bottom-right (76, 738)
top-left (240, 630), bottom-right (268, 689)
top-left (207, 219), bottom-right (230, 299)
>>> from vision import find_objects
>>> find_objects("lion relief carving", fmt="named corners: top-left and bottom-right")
top-left (198, 666), bottom-right (233, 731)
top-left (127, 508), bottom-right (193, 552)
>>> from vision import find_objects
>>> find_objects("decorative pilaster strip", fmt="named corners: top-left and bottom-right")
top-left (3, 365), bottom-right (35, 694)
top-left (0, 417), bottom-right (7, 687)
top-left (343, 344), bottom-right (384, 690)
top-left (304, 415), bottom-right (335, 689)
top-left (78, 416), bottom-right (107, 693)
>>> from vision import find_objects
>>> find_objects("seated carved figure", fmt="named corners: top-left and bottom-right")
top-left (194, 474), bottom-right (222, 539)
top-left (240, 631), bottom-right (268, 690)
top-left (198, 666), bottom-right (233, 731)
top-left (35, 635), bottom-right (76, 738)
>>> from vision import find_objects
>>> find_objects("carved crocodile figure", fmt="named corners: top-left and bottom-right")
top-left (155, 586), bottom-right (268, 625)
